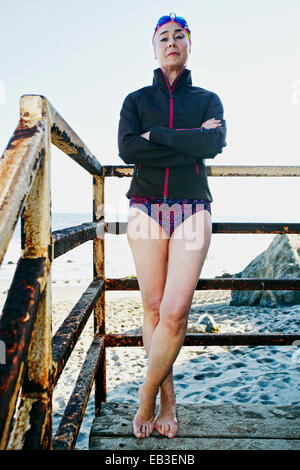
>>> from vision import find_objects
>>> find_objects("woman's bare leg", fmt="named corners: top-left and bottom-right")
top-left (139, 209), bottom-right (212, 438)
top-left (127, 206), bottom-right (174, 438)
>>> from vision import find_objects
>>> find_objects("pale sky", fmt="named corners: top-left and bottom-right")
top-left (0, 0), bottom-right (299, 220)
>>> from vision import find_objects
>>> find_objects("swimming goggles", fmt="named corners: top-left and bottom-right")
top-left (152, 12), bottom-right (191, 44)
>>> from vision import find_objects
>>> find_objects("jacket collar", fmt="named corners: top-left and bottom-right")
top-left (152, 67), bottom-right (192, 94)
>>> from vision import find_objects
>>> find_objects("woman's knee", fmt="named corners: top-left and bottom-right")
top-left (142, 295), bottom-right (162, 323)
top-left (159, 299), bottom-right (189, 335)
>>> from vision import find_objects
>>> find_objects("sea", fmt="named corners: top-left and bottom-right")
top-left (2, 211), bottom-right (298, 293)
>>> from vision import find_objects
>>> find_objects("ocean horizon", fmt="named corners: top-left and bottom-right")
top-left (1, 211), bottom-right (298, 294)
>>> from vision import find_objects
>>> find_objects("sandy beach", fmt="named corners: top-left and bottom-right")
top-left (1, 283), bottom-right (300, 449)
top-left (38, 285), bottom-right (300, 449)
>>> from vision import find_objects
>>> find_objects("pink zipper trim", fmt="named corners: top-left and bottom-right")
top-left (170, 94), bottom-right (174, 128)
top-left (164, 168), bottom-right (169, 197)
top-left (159, 68), bottom-right (186, 200)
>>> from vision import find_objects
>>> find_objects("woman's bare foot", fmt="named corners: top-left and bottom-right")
top-left (154, 388), bottom-right (178, 438)
top-left (132, 384), bottom-right (156, 438)
top-left (138, 384), bottom-right (178, 438)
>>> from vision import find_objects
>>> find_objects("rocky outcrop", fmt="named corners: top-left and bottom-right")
top-left (229, 234), bottom-right (300, 307)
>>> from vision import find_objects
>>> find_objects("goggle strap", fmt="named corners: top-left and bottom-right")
top-left (152, 19), bottom-right (191, 44)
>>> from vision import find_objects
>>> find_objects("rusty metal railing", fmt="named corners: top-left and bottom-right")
top-left (0, 94), bottom-right (300, 450)
top-left (0, 95), bottom-right (105, 450)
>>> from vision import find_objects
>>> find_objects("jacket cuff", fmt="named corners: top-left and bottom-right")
top-left (149, 126), bottom-right (162, 144)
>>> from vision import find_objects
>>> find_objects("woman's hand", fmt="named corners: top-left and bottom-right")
top-left (201, 118), bottom-right (222, 129)
top-left (140, 131), bottom-right (150, 140)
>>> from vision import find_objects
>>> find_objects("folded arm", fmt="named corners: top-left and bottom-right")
top-left (117, 94), bottom-right (198, 168)
top-left (149, 92), bottom-right (227, 159)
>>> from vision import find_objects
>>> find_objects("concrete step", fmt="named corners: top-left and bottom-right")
top-left (89, 402), bottom-right (300, 450)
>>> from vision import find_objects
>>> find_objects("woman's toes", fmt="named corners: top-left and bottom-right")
top-left (134, 425), bottom-right (142, 438)
top-left (164, 424), bottom-right (170, 437)
top-left (149, 422), bottom-right (155, 437)
top-left (168, 423), bottom-right (178, 438)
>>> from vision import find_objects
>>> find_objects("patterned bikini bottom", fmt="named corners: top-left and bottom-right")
top-left (129, 195), bottom-right (211, 237)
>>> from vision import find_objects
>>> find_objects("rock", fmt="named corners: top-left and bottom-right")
top-left (189, 314), bottom-right (220, 333)
top-left (230, 234), bottom-right (300, 307)
top-left (187, 322), bottom-right (207, 333)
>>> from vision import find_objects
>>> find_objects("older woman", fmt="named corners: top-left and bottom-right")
top-left (118, 13), bottom-right (227, 439)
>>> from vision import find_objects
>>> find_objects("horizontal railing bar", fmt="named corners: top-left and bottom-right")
top-left (52, 278), bottom-right (105, 386)
top-left (105, 333), bottom-right (300, 347)
top-left (51, 221), bottom-right (300, 241)
top-left (105, 221), bottom-right (300, 235)
top-left (102, 164), bottom-right (300, 177)
top-left (52, 221), bottom-right (105, 258)
top-left (52, 335), bottom-right (105, 450)
top-left (105, 221), bottom-right (128, 235)
top-left (0, 118), bottom-right (46, 266)
top-left (0, 257), bottom-right (46, 450)
top-left (211, 222), bottom-right (300, 233)
top-left (206, 165), bottom-right (300, 177)
top-left (105, 277), bottom-right (300, 291)
top-left (102, 165), bottom-right (135, 177)
top-left (46, 99), bottom-right (102, 176)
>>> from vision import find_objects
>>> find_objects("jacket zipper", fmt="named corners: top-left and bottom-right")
top-left (160, 68), bottom-right (185, 202)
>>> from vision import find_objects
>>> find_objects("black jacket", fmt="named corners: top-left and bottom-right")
top-left (118, 67), bottom-right (227, 202)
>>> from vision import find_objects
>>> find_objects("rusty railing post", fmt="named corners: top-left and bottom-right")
top-left (93, 173), bottom-right (106, 416)
top-left (7, 95), bottom-right (53, 450)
